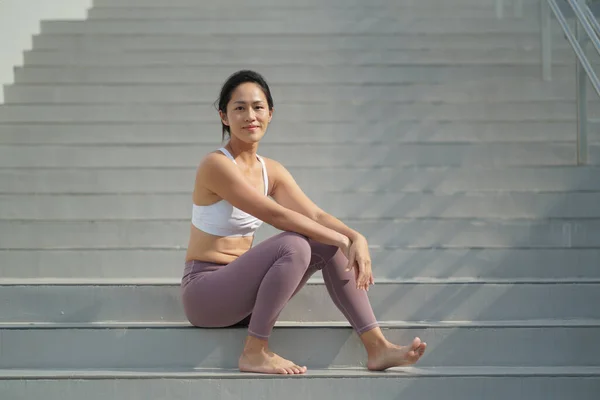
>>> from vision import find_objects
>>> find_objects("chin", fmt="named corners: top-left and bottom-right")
top-left (234, 133), bottom-right (263, 144)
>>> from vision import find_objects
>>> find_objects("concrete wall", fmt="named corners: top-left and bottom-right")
top-left (0, 0), bottom-right (92, 103)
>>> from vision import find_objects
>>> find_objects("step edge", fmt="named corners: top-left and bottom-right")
top-left (2, 319), bottom-right (600, 330)
top-left (2, 277), bottom-right (600, 286)
top-left (2, 366), bottom-right (600, 380)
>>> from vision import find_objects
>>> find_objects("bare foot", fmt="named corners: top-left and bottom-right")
top-left (366, 337), bottom-right (427, 371)
top-left (239, 349), bottom-right (307, 375)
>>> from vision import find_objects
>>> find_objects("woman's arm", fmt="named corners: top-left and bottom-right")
top-left (267, 158), bottom-right (373, 290)
top-left (197, 153), bottom-right (350, 251)
top-left (266, 157), bottom-right (364, 241)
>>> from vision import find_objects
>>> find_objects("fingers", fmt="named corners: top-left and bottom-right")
top-left (345, 246), bottom-right (357, 272)
top-left (343, 243), bottom-right (374, 291)
top-left (355, 261), bottom-right (373, 291)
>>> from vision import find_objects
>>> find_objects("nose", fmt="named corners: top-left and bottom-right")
top-left (245, 108), bottom-right (257, 121)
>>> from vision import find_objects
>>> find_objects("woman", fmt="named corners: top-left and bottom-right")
top-left (181, 70), bottom-right (427, 375)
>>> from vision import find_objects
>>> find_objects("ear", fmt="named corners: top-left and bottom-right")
top-left (219, 110), bottom-right (229, 126)
top-left (268, 108), bottom-right (274, 122)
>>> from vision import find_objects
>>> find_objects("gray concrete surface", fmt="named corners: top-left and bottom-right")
top-left (2, 166), bottom-right (600, 193)
top-left (1, 248), bottom-right (599, 280)
top-left (1, 322), bottom-right (599, 369)
top-left (1, 281), bottom-right (599, 323)
top-left (1, 0), bottom-right (599, 397)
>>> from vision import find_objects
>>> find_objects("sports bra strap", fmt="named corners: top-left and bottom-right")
top-left (218, 147), bottom-right (237, 164)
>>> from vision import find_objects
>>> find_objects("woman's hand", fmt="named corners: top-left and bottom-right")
top-left (345, 235), bottom-right (374, 291)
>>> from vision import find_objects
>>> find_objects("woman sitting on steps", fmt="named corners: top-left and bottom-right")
top-left (181, 69), bottom-right (427, 375)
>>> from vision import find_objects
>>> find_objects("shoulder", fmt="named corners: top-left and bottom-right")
top-left (197, 150), bottom-right (230, 172)
top-left (194, 151), bottom-right (239, 189)
top-left (259, 156), bottom-right (288, 179)
top-left (259, 156), bottom-right (298, 192)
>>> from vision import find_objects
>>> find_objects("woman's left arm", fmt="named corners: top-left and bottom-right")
top-left (267, 158), bottom-right (374, 290)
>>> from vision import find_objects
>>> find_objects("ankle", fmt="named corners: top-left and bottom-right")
top-left (242, 335), bottom-right (269, 355)
top-left (359, 329), bottom-right (389, 355)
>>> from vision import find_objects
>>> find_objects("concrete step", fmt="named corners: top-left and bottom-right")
top-left (2, 280), bottom-right (599, 323)
top-left (3, 367), bottom-right (599, 400)
top-left (31, 33), bottom-right (573, 51)
top-left (0, 102), bottom-right (593, 123)
top-left (6, 80), bottom-right (597, 104)
top-left (39, 19), bottom-right (566, 35)
top-left (0, 143), bottom-right (594, 168)
top-left (2, 219), bottom-right (599, 249)
top-left (93, 0), bottom-right (540, 6)
top-left (4, 192), bottom-right (600, 220)
top-left (87, 6), bottom-right (539, 19)
top-left (20, 48), bottom-right (595, 66)
top-left (1, 122), bottom-right (593, 144)
top-left (1, 248), bottom-right (599, 280)
top-left (3, 166), bottom-right (600, 194)
top-left (13, 65), bottom-right (578, 84)
top-left (1, 321), bottom-right (598, 368)
top-left (2, 248), bottom-right (599, 280)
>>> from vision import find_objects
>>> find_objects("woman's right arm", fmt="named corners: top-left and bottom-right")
top-left (197, 153), bottom-right (350, 251)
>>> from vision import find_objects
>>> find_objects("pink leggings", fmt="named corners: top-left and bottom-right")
top-left (181, 232), bottom-right (379, 339)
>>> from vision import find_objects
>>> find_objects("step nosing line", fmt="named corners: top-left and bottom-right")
top-left (4, 217), bottom-right (600, 222)
top-left (2, 165), bottom-right (599, 170)
top-left (2, 246), bottom-right (598, 252)
top-left (2, 320), bottom-right (599, 330)
top-left (5, 101), bottom-right (593, 106)
top-left (4, 245), bottom-right (600, 251)
top-left (6, 190), bottom-right (600, 195)
top-left (2, 278), bottom-right (599, 286)
top-left (1, 141), bottom-right (593, 147)
top-left (2, 367), bottom-right (600, 380)
top-left (0, 141), bottom-right (586, 146)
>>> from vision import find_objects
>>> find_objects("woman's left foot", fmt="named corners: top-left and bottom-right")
top-left (366, 337), bottom-right (427, 371)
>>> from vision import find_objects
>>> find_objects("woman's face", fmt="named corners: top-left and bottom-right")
top-left (220, 82), bottom-right (273, 144)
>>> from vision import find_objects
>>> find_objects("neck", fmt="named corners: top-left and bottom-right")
top-left (225, 137), bottom-right (259, 165)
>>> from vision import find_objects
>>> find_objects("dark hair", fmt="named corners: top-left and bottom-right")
top-left (215, 70), bottom-right (274, 141)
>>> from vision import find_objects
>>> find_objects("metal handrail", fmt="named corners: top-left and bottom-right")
top-left (541, 0), bottom-right (600, 165)
top-left (545, 0), bottom-right (600, 92)
top-left (569, 0), bottom-right (600, 56)
top-left (583, 3), bottom-right (600, 35)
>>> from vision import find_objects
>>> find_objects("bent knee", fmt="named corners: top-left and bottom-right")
top-left (277, 232), bottom-right (311, 266)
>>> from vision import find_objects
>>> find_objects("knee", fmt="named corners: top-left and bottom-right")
top-left (277, 232), bottom-right (311, 267)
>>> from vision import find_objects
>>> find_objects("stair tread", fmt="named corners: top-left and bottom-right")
top-left (2, 366), bottom-right (600, 379)
top-left (3, 319), bottom-right (600, 329)
top-left (2, 277), bottom-right (600, 285)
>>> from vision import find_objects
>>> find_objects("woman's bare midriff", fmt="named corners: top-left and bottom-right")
top-left (185, 224), bottom-right (253, 264)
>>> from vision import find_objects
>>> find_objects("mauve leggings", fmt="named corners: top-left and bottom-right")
top-left (181, 231), bottom-right (379, 339)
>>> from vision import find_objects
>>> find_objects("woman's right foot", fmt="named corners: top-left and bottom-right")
top-left (239, 349), bottom-right (307, 375)
top-left (366, 337), bottom-right (427, 371)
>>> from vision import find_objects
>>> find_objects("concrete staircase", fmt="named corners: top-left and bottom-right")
top-left (2, 0), bottom-right (600, 398)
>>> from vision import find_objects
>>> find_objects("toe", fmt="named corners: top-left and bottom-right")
top-left (412, 337), bottom-right (422, 349)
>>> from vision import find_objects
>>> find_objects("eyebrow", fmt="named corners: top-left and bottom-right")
top-left (233, 100), bottom-right (265, 104)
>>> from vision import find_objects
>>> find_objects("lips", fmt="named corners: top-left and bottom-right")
top-left (245, 126), bottom-right (259, 130)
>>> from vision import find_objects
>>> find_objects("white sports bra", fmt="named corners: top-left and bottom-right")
top-left (191, 147), bottom-right (268, 237)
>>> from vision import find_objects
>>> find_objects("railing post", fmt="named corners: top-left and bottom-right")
top-left (541, 0), bottom-right (553, 80)
top-left (575, 0), bottom-right (589, 165)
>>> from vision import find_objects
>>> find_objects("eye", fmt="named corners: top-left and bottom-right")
top-left (235, 106), bottom-right (244, 111)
